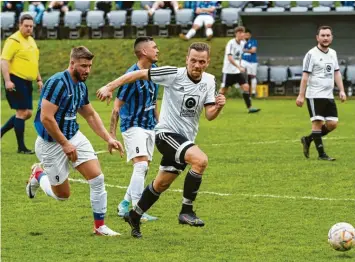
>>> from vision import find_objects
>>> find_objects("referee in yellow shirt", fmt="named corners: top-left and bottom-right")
top-left (1, 14), bottom-right (42, 154)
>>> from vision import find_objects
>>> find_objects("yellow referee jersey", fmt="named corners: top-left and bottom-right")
top-left (1, 31), bottom-right (39, 81)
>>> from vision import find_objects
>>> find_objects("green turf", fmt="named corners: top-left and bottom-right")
top-left (1, 98), bottom-right (355, 261)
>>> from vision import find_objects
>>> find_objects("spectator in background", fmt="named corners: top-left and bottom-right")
top-left (342, 1), bottom-right (354, 6)
top-left (179, 1), bottom-right (217, 41)
top-left (95, 1), bottom-right (112, 15)
top-left (183, 1), bottom-right (198, 10)
top-left (47, 1), bottom-right (69, 14)
top-left (2, 1), bottom-right (24, 20)
top-left (148, 1), bottom-right (179, 16)
top-left (141, 1), bottom-right (154, 11)
top-left (29, 2), bottom-right (45, 25)
top-left (116, 1), bottom-right (134, 11)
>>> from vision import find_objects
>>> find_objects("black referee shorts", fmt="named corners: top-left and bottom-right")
top-left (5, 74), bottom-right (33, 110)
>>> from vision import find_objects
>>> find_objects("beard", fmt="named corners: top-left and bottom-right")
top-left (74, 69), bottom-right (88, 82)
top-left (319, 41), bottom-right (331, 48)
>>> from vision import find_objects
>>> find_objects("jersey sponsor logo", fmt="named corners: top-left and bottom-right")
top-left (198, 83), bottom-right (207, 92)
top-left (324, 63), bottom-right (333, 78)
top-left (180, 95), bottom-right (200, 117)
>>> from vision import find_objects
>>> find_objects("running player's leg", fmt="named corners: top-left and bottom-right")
top-left (239, 74), bottom-right (260, 113)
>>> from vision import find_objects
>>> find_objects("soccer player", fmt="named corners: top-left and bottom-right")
top-left (1, 14), bottom-right (43, 154)
top-left (296, 25), bottom-right (346, 161)
top-left (26, 46), bottom-right (124, 236)
top-left (110, 37), bottom-right (159, 222)
top-left (97, 42), bottom-right (226, 238)
top-left (241, 28), bottom-right (258, 98)
top-left (219, 26), bottom-right (260, 113)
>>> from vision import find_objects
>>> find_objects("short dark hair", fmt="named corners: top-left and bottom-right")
top-left (245, 28), bottom-right (252, 34)
top-left (20, 14), bottom-right (34, 24)
top-left (188, 42), bottom-right (210, 56)
top-left (70, 46), bottom-right (94, 60)
top-left (317, 25), bottom-right (333, 35)
top-left (134, 36), bottom-right (154, 49)
top-left (234, 26), bottom-right (245, 34)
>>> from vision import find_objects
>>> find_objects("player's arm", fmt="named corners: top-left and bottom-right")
top-left (296, 72), bottom-right (309, 107)
top-left (78, 104), bottom-right (124, 155)
top-left (41, 99), bottom-right (78, 162)
top-left (228, 55), bottom-right (245, 72)
top-left (243, 46), bottom-right (257, 54)
top-left (204, 94), bottom-right (226, 121)
top-left (334, 70), bottom-right (346, 102)
top-left (109, 98), bottom-right (124, 139)
top-left (154, 100), bottom-right (159, 122)
top-left (97, 69), bottom-right (149, 104)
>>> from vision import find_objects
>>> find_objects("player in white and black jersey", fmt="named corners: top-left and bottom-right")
top-left (296, 25), bottom-right (346, 161)
top-left (97, 43), bottom-right (226, 238)
top-left (219, 26), bottom-right (260, 113)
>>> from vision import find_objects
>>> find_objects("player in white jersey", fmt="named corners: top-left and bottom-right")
top-left (219, 26), bottom-right (260, 113)
top-left (296, 25), bottom-right (346, 161)
top-left (97, 43), bottom-right (226, 238)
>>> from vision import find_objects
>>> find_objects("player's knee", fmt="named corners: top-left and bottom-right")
top-left (89, 174), bottom-right (105, 191)
top-left (192, 24), bottom-right (200, 30)
top-left (25, 110), bottom-right (33, 119)
top-left (193, 154), bottom-right (208, 173)
top-left (155, 180), bottom-right (171, 192)
top-left (54, 191), bottom-right (70, 200)
top-left (327, 122), bottom-right (338, 131)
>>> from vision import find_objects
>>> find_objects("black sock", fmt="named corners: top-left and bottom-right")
top-left (312, 131), bottom-right (325, 156)
top-left (14, 118), bottom-right (26, 150)
top-left (321, 124), bottom-right (330, 137)
top-left (181, 170), bottom-right (202, 214)
top-left (133, 182), bottom-right (161, 220)
top-left (306, 133), bottom-right (313, 143)
top-left (242, 92), bottom-right (251, 108)
top-left (1, 115), bottom-right (15, 137)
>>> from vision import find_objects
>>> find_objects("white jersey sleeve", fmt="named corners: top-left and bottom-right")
top-left (204, 77), bottom-right (217, 105)
top-left (334, 51), bottom-right (340, 71)
top-left (148, 66), bottom-right (178, 87)
top-left (225, 40), bottom-right (233, 56)
top-left (303, 52), bottom-right (314, 73)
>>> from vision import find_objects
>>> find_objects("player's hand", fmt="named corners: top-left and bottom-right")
top-left (62, 141), bottom-right (78, 162)
top-left (37, 80), bottom-right (43, 93)
top-left (339, 91), bottom-right (347, 102)
top-left (239, 67), bottom-right (246, 73)
top-left (5, 80), bottom-right (15, 92)
top-left (96, 86), bottom-right (113, 105)
top-left (215, 94), bottom-right (226, 109)
top-left (107, 138), bottom-right (124, 157)
top-left (296, 95), bottom-right (305, 107)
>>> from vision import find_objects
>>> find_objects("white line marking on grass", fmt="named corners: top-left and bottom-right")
top-left (68, 178), bottom-right (232, 196)
top-left (69, 178), bottom-right (354, 201)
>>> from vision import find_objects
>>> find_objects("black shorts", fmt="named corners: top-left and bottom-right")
top-left (221, 73), bottom-right (247, 88)
top-left (5, 74), bottom-right (33, 110)
top-left (155, 132), bottom-right (195, 174)
top-left (306, 98), bottom-right (338, 122)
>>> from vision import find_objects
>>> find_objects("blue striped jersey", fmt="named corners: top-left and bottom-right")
top-left (197, 1), bottom-right (218, 16)
top-left (34, 70), bottom-right (90, 142)
top-left (242, 38), bottom-right (258, 63)
top-left (116, 63), bottom-right (159, 132)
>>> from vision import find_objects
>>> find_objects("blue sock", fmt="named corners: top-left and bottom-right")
top-left (1, 115), bottom-right (16, 137)
top-left (14, 118), bottom-right (26, 150)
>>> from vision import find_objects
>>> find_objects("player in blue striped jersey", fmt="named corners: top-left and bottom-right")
top-left (27, 46), bottom-right (124, 236)
top-left (241, 28), bottom-right (258, 98)
top-left (109, 37), bottom-right (159, 222)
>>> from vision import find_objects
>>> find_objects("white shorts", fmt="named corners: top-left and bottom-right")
top-left (35, 131), bottom-right (97, 186)
top-left (241, 60), bottom-right (258, 76)
top-left (121, 127), bottom-right (155, 162)
top-left (193, 14), bottom-right (215, 27)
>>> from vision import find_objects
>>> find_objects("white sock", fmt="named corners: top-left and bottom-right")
top-left (206, 28), bottom-right (213, 37)
top-left (88, 174), bottom-right (107, 215)
top-left (185, 29), bottom-right (196, 39)
top-left (129, 161), bottom-right (148, 207)
top-left (39, 174), bottom-right (66, 200)
top-left (123, 191), bottom-right (131, 202)
top-left (251, 77), bottom-right (257, 94)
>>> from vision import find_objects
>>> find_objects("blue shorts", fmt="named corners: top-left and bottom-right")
top-left (5, 74), bottom-right (33, 110)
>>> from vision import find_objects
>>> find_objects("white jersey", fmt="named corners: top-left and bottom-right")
top-left (303, 46), bottom-right (340, 99)
top-left (149, 66), bottom-right (216, 142)
top-left (222, 39), bottom-right (246, 74)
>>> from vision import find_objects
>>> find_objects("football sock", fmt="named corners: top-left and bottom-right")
top-left (251, 77), bottom-right (257, 95)
top-left (1, 115), bottom-right (15, 137)
top-left (242, 92), bottom-right (252, 108)
top-left (37, 173), bottom-right (65, 200)
top-left (129, 161), bottom-right (148, 207)
top-left (321, 124), bottom-right (330, 136)
top-left (88, 174), bottom-right (107, 229)
top-left (185, 28), bottom-right (196, 39)
top-left (312, 131), bottom-right (325, 156)
top-left (181, 170), bottom-right (202, 214)
top-left (133, 181), bottom-right (160, 220)
top-left (206, 28), bottom-right (213, 37)
top-left (14, 117), bottom-right (26, 150)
